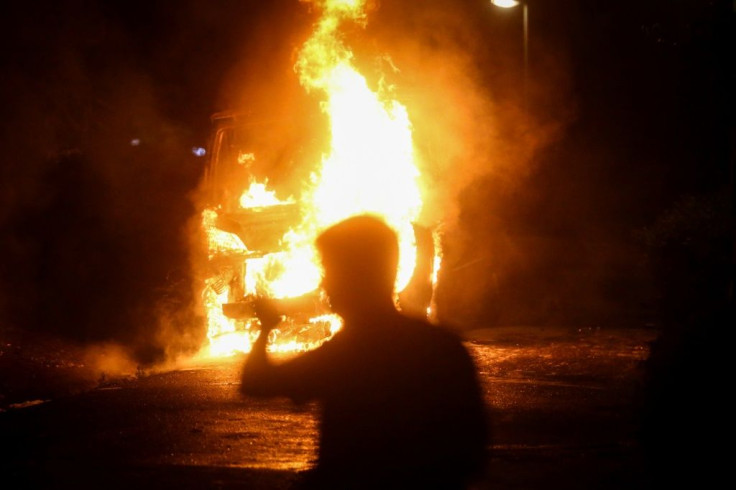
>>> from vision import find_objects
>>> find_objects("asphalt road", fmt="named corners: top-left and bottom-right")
top-left (0, 326), bottom-right (657, 489)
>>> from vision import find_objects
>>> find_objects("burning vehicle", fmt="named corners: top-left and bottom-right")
top-left (199, 111), bottom-right (338, 356)
top-left (197, 0), bottom-right (440, 358)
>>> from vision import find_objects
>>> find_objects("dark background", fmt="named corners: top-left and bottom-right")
top-left (0, 0), bottom-right (732, 364)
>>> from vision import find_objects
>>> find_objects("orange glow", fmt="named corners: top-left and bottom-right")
top-left (198, 0), bottom-right (436, 358)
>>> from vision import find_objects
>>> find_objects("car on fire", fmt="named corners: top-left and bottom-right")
top-left (200, 111), bottom-right (436, 348)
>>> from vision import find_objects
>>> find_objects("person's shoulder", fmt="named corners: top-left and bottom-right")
top-left (398, 318), bottom-right (477, 375)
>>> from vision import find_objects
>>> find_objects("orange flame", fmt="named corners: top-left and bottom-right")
top-left (198, 0), bottom-right (431, 358)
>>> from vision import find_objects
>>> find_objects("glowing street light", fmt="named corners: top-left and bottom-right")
top-left (490, 1), bottom-right (529, 107)
top-left (491, 0), bottom-right (520, 7)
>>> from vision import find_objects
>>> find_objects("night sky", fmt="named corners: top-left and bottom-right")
top-left (1, 0), bottom-right (732, 362)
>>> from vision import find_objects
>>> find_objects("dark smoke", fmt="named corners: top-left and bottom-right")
top-left (358, 0), bottom-right (728, 330)
top-left (1, 1), bottom-right (324, 365)
top-left (213, 0), bottom-right (576, 328)
top-left (0, 1), bottom-right (212, 365)
top-left (2, 0), bottom-right (726, 366)
top-left (361, 0), bottom-right (574, 326)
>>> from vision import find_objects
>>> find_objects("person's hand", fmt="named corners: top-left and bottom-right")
top-left (252, 296), bottom-right (282, 334)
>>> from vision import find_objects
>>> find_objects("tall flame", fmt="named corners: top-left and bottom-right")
top-left (198, 0), bottom-right (427, 357)
top-left (271, 0), bottom-right (422, 295)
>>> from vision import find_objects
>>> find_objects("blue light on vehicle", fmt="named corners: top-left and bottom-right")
top-left (192, 147), bottom-right (207, 157)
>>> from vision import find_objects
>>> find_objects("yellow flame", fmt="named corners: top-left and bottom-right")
top-left (199, 0), bottom-right (429, 357)
top-left (270, 0), bottom-right (422, 295)
top-left (240, 178), bottom-right (291, 209)
top-left (202, 208), bottom-right (246, 257)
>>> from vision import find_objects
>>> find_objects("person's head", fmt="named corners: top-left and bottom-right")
top-left (316, 215), bottom-right (399, 319)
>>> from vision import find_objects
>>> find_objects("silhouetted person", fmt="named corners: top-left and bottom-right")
top-left (241, 215), bottom-right (489, 489)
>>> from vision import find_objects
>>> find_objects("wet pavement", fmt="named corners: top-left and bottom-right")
top-left (0, 325), bottom-right (658, 489)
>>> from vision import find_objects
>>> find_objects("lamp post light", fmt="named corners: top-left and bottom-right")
top-left (490, 1), bottom-right (528, 109)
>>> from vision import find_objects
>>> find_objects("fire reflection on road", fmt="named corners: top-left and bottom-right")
top-left (208, 326), bottom-right (654, 470)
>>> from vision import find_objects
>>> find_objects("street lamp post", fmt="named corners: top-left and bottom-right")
top-left (490, 1), bottom-right (528, 109)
